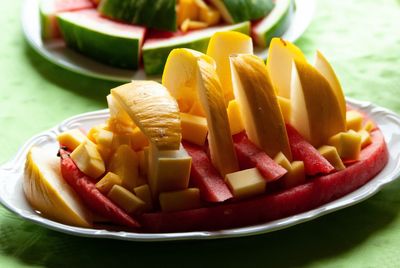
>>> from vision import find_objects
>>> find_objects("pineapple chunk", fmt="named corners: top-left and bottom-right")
top-left (181, 19), bottom-right (208, 32)
top-left (159, 188), bottom-right (201, 212)
top-left (363, 120), bottom-right (375, 132)
top-left (359, 129), bottom-right (372, 148)
top-left (95, 172), bottom-right (123, 194)
top-left (87, 124), bottom-right (106, 143)
top-left (177, 0), bottom-right (199, 26)
top-left (328, 130), bottom-right (362, 161)
top-left (346, 110), bottom-right (363, 131)
top-left (70, 139), bottom-right (105, 179)
top-left (107, 185), bottom-right (145, 214)
top-left (180, 113), bottom-right (208, 145)
top-left (108, 145), bottom-right (140, 191)
top-left (134, 184), bottom-right (153, 211)
top-left (95, 129), bottom-right (114, 162)
top-left (277, 96), bottom-right (291, 123)
top-left (130, 127), bottom-right (149, 151)
top-left (318, 145), bottom-right (345, 171)
top-left (227, 99), bottom-right (245, 135)
top-left (225, 168), bottom-right (266, 199)
top-left (57, 129), bottom-right (86, 151)
top-left (112, 134), bottom-right (131, 150)
top-left (274, 152), bottom-right (306, 188)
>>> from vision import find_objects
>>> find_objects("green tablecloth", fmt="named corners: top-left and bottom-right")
top-left (1, 0), bottom-right (399, 267)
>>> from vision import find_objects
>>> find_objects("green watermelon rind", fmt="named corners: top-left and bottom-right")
top-left (57, 11), bottom-right (144, 69)
top-left (142, 22), bottom-right (250, 75)
top-left (252, 0), bottom-right (295, 48)
top-left (98, 0), bottom-right (177, 32)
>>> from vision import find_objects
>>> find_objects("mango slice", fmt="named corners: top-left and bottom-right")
top-left (107, 185), bottom-right (145, 214)
top-left (317, 145), bottom-right (345, 171)
top-left (225, 168), bottom-right (266, 199)
top-left (274, 152), bottom-right (306, 188)
top-left (346, 110), bottom-right (363, 131)
top-left (227, 99), bottom-right (245, 135)
top-left (328, 130), bottom-right (362, 161)
top-left (277, 96), bottom-right (291, 123)
top-left (57, 129), bottom-right (86, 151)
top-left (359, 129), bottom-right (372, 148)
top-left (159, 188), bottom-right (201, 212)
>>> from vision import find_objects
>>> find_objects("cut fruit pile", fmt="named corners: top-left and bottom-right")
top-left (24, 32), bottom-right (388, 232)
top-left (39, 0), bottom-right (294, 75)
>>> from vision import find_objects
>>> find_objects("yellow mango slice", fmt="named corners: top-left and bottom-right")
top-left (273, 152), bottom-right (305, 188)
top-left (134, 184), bottom-right (153, 211)
top-left (57, 129), bottom-right (86, 151)
top-left (318, 145), bottom-right (345, 171)
top-left (359, 129), bottom-right (372, 148)
top-left (70, 139), bottom-right (105, 179)
top-left (106, 94), bottom-right (135, 134)
top-left (273, 152), bottom-right (292, 170)
top-left (130, 127), bottom-right (149, 151)
top-left (363, 120), bottom-right (375, 132)
top-left (189, 101), bottom-right (205, 116)
top-left (328, 130), bottom-right (362, 161)
top-left (277, 96), bottom-right (291, 123)
top-left (95, 172), bottom-right (123, 194)
top-left (95, 129), bottom-right (114, 163)
top-left (346, 110), bottom-right (363, 131)
top-left (227, 99), bottom-right (245, 135)
top-left (108, 145), bottom-right (140, 190)
top-left (107, 185), bottom-right (145, 214)
top-left (87, 124), bottom-right (106, 143)
top-left (225, 168), bottom-right (266, 199)
top-left (177, 0), bottom-right (199, 26)
top-left (159, 188), bottom-right (201, 212)
top-left (180, 19), bottom-right (208, 32)
top-left (207, 31), bottom-right (253, 103)
top-left (198, 2), bottom-right (220, 26)
top-left (180, 112), bottom-right (208, 146)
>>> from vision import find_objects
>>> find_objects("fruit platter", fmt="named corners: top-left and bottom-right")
top-left (22, 0), bottom-right (315, 81)
top-left (1, 32), bottom-right (400, 241)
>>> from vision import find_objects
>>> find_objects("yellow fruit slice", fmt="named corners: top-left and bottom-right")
top-left (290, 59), bottom-right (346, 147)
top-left (314, 50), bottom-right (346, 122)
top-left (207, 31), bottom-right (253, 103)
top-left (177, 0), bottom-right (199, 26)
top-left (24, 147), bottom-right (92, 227)
top-left (106, 94), bottom-right (135, 134)
top-left (266, 38), bottom-right (307, 98)
top-left (196, 57), bottom-right (239, 176)
top-left (111, 81), bottom-right (181, 150)
top-left (230, 54), bottom-right (292, 160)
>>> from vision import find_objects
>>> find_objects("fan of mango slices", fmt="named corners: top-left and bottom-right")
top-left (24, 32), bottom-right (374, 228)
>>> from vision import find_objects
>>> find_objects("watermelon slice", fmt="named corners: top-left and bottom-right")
top-left (39, 0), bottom-right (94, 39)
top-left (142, 21), bottom-right (250, 75)
top-left (57, 9), bottom-right (146, 69)
top-left (141, 129), bottom-right (388, 232)
top-left (252, 0), bottom-right (294, 48)
top-left (98, 0), bottom-right (177, 32)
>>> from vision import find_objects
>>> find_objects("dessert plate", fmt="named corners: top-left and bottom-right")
top-left (0, 98), bottom-right (400, 241)
top-left (21, 0), bottom-right (316, 82)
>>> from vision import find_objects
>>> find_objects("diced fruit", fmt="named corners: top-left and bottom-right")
top-left (87, 124), bottom-right (106, 143)
top-left (328, 130), bottom-right (362, 161)
top-left (183, 141), bottom-right (233, 202)
top-left (317, 146), bottom-right (345, 171)
top-left (226, 168), bottom-right (266, 199)
top-left (159, 188), bottom-right (201, 212)
top-left (57, 9), bottom-right (146, 69)
top-left (266, 38), bottom-right (306, 98)
top-left (230, 54), bottom-right (292, 160)
top-left (286, 124), bottom-right (335, 175)
top-left (108, 145), bottom-right (140, 190)
top-left (148, 144), bottom-right (192, 198)
top-left (252, 0), bottom-right (294, 48)
top-left (111, 81), bottom-right (181, 150)
top-left (290, 59), bottom-right (346, 147)
top-left (130, 127), bottom-right (149, 151)
top-left (346, 110), bottom-right (363, 131)
top-left (273, 152), bottom-right (291, 170)
top-left (107, 185), bottom-right (145, 214)
top-left (98, 0), bottom-right (176, 31)
top-left (227, 100), bottom-right (245, 135)
top-left (198, 3), bottom-right (221, 26)
top-left (134, 184), bottom-right (153, 211)
top-left (177, 0), bottom-right (199, 26)
top-left (359, 130), bottom-right (372, 148)
top-left (181, 20), bottom-right (208, 32)
top-left (273, 153), bottom-right (305, 189)
top-left (59, 149), bottom-right (140, 228)
top-left (189, 101), bottom-right (205, 116)
top-left (111, 134), bottom-right (131, 151)
top-left (57, 129), bottom-right (86, 151)
top-left (207, 31), bottom-right (253, 102)
top-left (24, 147), bottom-right (92, 227)
top-left (137, 148), bottom-right (149, 176)
top-left (95, 129), bottom-right (114, 162)
top-left (95, 172), bottom-right (122, 194)
top-left (278, 96), bottom-right (291, 123)
top-left (142, 21), bottom-right (250, 75)
top-left (180, 113), bottom-right (208, 146)
top-left (363, 120), bottom-right (376, 132)
top-left (196, 57), bottom-right (239, 176)
top-left (106, 94), bottom-right (135, 133)
top-left (70, 139), bottom-right (105, 179)
top-left (233, 134), bottom-right (287, 182)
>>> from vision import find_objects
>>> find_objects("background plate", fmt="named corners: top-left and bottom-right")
top-left (21, 0), bottom-right (316, 82)
top-left (0, 98), bottom-right (399, 241)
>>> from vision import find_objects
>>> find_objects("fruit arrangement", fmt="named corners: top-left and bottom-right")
top-left (39, 0), bottom-right (294, 74)
top-left (24, 32), bottom-right (388, 233)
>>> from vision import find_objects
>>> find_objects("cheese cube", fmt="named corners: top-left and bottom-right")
top-left (359, 129), bottom-right (372, 148)
top-left (134, 184), bottom-right (153, 211)
top-left (159, 188), bottom-right (201, 212)
top-left (318, 145), bottom-right (345, 171)
top-left (57, 129), bottom-right (86, 151)
top-left (108, 145), bottom-right (140, 190)
top-left (277, 96), bottom-right (291, 123)
top-left (227, 100), bottom-right (245, 135)
top-left (107, 185), bottom-right (145, 214)
top-left (95, 172), bottom-right (122, 194)
top-left (225, 168), bottom-right (266, 199)
top-left (180, 113), bottom-right (208, 145)
top-left (346, 110), bottom-right (363, 131)
top-left (70, 139), bottom-right (105, 179)
top-left (328, 130), bottom-right (362, 161)
top-left (130, 127), bottom-right (149, 151)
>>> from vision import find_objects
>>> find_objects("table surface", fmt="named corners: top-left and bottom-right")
top-left (1, 0), bottom-right (400, 267)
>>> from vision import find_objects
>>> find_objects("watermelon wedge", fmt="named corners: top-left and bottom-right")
top-left (57, 9), bottom-right (146, 69)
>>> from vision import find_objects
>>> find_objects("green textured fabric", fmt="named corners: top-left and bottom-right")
top-left (0, 0), bottom-right (400, 267)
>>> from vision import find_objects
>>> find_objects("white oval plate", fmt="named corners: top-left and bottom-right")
top-left (0, 98), bottom-right (400, 241)
top-left (21, 0), bottom-right (316, 82)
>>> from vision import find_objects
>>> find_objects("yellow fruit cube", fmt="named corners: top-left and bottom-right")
top-left (159, 188), bottom-right (201, 212)
top-left (134, 184), bottom-right (153, 211)
top-left (198, 4), bottom-right (220, 26)
top-left (180, 19), bottom-right (208, 32)
top-left (148, 144), bottom-right (192, 198)
top-left (137, 148), bottom-right (149, 176)
top-left (189, 101), bottom-right (205, 116)
top-left (328, 130), bottom-right (362, 161)
top-left (108, 145), bottom-right (140, 190)
top-left (95, 172), bottom-right (122, 194)
top-left (359, 130), bottom-right (372, 148)
top-left (95, 129), bottom-right (114, 162)
top-left (346, 110), bottom-right (363, 131)
top-left (281, 161), bottom-right (305, 189)
top-left (107, 185), bottom-right (145, 214)
top-left (318, 145), bottom-right (345, 171)
top-left (227, 99), bottom-right (245, 135)
top-left (177, 0), bottom-right (199, 25)
top-left (363, 120), bottom-right (375, 132)
top-left (225, 168), bottom-right (266, 199)
top-left (70, 139), bottom-right (105, 179)
top-left (130, 127), bottom-right (149, 151)
top-left (277, 96), bottom-right (291, 123)
top-left (87, 124), bottom-right (106, 143)
top-left (180, 113), bottom-right (208, 145)
top-left (112, 134), bottom-right (131, 151)
top-left (57, 129), bottom-right (86, 151)
top-left (273, 152), bottom-right (291, 170)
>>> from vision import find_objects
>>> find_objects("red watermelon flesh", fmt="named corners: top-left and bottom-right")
top-left (140, 129), bottom-right (388, 233)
